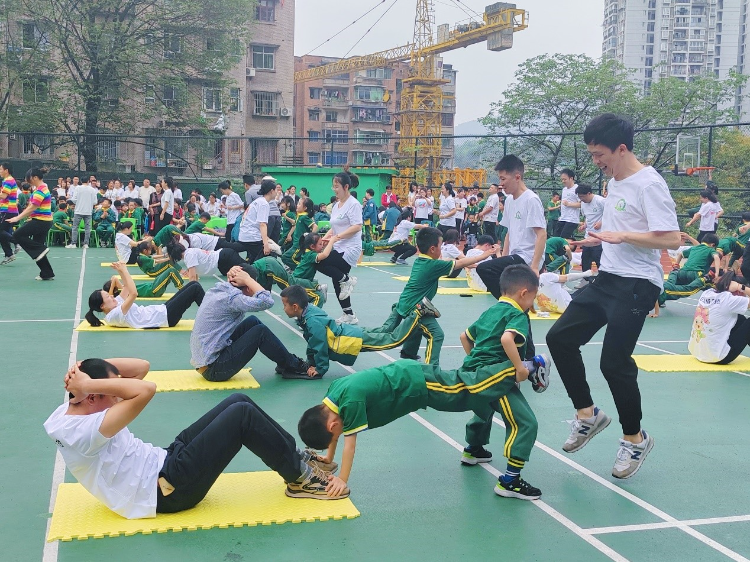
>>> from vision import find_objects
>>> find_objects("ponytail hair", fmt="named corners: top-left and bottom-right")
top-left (300, 232), bottom-right (322, 252)
top-left (166, 239), bottom-right (186, 262)
top-left (334, 171), bottom-right (359, 190)
top-left (700, 189), bottom-right (718, 203)
top-left (714, 270), bottom-right (747, 293)
top-left (116, 221), bottom-right (132, 232)
top-left (85, 290), bottom-right (106, 327)
top-left (25, 166), bottom-right (48, 181)
top-left (299, 196), bottom-right (315, 217)
top-left (444, 182), bottom-right (455, 197)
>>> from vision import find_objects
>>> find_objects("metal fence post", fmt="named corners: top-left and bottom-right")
top-left (707, 125), bottom-right (714, 167)
top-left (503, 136), bottom-right (507, 157)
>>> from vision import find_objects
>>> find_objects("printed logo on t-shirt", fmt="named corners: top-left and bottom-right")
top-left (515, 211), bottom-right (522, 219)
top-left (615, 199), bottom-right (627, 212)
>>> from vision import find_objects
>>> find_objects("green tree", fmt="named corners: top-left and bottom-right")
top-left (19, 0), bottom-right (254, 171)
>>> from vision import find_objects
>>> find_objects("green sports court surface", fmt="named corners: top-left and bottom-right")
top-left (3, 249), bottom-right (750, 562)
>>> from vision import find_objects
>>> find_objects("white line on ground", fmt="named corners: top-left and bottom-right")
top-left (263, 303), bottom-right (629, 561)
top-left (587, 514), bottom-right (750, 535)
top-left (0, 319), bottom-right (75, 323)
top-left (43, 248), bottom-right (87, 561)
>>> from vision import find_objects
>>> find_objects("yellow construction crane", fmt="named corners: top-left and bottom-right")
top-left (295, 1), bottom-right (528, 169)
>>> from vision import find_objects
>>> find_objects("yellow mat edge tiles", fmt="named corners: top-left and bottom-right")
top-left (436, 287), bottom-right (490, 295)
top-left (147, 369), bottom-right (259, 392)
top-left (633, 354), bottom-right (750, 372)
top-left (76, 320), bottom-right (195, 332)
top-left (101, 262), bottom-right (139, 267)
top-left (47, 471), bottom-right (360, 542)
top-left (136, 293), bottom-right (176, 302)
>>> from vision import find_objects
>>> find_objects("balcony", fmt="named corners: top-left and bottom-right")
top-left (322, 78), bottom-right (349, 87)
top-left (322, 98), bottom-right (349, 108)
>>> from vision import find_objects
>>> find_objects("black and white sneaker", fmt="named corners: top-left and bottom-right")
top-left (494, 476), bottom-right (542, 500)
top-left (285, 466), bottom-right (348, 500)
top-left (461, 446), bottom-right (493, 465)
top-left (415, 297), bottom-right (441, 318)
top-left (275, 356), bottom-right (310, 376)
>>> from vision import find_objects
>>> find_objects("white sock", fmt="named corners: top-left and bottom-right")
top-left (565, 271), bottom-right (593, 282)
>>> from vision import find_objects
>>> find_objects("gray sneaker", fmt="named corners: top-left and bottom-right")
top-left (395, 258), bottom-right (408, 265)
top-left (285, 465), bottom-right (349, 500)
top-left (300, 449), bottom-right (338, 473)
top-left (0, 255), bottom-right (15, 265)
top-left (562, 408), bottom-right (611, 453)
top-left (612, 431), bottom-right (654, 479)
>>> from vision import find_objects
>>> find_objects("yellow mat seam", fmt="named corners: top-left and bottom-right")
top-left (147, 369), bottom-right (259, 392)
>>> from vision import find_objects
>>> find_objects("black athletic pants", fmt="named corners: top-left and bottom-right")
top-left (716, 316), bottom-right (750, 365)
top-left (202, 316), bottom-right (299, 382)
top-left (741, 243), bottom-right (750, 281)
top-left (555, 220), bottom-right (578, 239)
top-left (0, 213), bottom-right (15, 257)
top-left (546, 272), bottom-right (660, 436)
top-left (392, 242), bottom-right (417, 260)
top-left (12, 218), bottom-right (54, 278)
top-left (315, 250), bottom-right (353, 311)
top-left (475, 254), bottom-right (527, 299)
top-left (215, 239), bottom-right (247, 253)
top-left (581, 245), bottom-right (603, 271)
top-left (225, 223), bottom-right (236, 242)
top-left (164, 281), bottom-right (205, 326)
top-left (156, 394), bottom-right (301, 513)
top-left (239, 240), bottom-right (264, 263)
top-left (268, 215), bottom-right (281, 243)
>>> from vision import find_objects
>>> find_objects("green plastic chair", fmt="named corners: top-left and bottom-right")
top-left (317, 220), bottom-right (331, 231)
top-left (119, 217), bottom-right (138, 240)
top-left (78, 219), bottom-right (100, 247)
top-left (47, 227), bottom-right (70, 247)
top-left (205, 217), bottom-right (227, 230)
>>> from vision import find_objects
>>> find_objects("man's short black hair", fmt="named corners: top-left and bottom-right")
top-left (280, 284), bottom-right (308, 308)
top-left (366, 188), bottom-right (374, 196)
top-left (477, 235), bottom-right (495, 246)
top-left (583, 113), bottom-right (634, 152)
top-left (742, 211), bottom-right (750, 222)
top-left (494, 155), bottom-right (524, 176)
top-left (416, 227), bottom-right (442, 254)
top-left (71, 359), bottom-right (119, 400)
top-left (703, 233), bottom-right (720, 246)
top-left (575, 184), bottom-right (593, 196)
top-left (561, 168), bottom-right (576, 180)
top-left (298, 404), bottom-right (333, 450)
top-left (500, 264), bottom-right (539, 295)
top-left (199, 212), bottom-right (211, 220)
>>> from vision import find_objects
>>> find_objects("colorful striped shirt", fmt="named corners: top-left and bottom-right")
top-left (0, 175), bottom-right (18, 214)
top-left (30, 182), bottom-right (52, 220)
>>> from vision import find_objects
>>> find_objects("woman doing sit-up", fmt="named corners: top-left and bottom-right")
top-left (85, 262), bottom-right (203, 328)
top-left (167, 239), bottom-right (246, 282)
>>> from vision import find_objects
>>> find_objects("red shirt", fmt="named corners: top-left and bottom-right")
top-left (381, 192), bottom-right (397, 207)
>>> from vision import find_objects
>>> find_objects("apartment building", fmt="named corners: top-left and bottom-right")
top-left (293, 55), bottom-right (457, 169)
top-left (602, 0), bottom-right (747, 115)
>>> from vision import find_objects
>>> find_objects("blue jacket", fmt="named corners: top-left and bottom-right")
top-left (362, 198), bottom-right (378, 224)
top-left (298, 305), bottom-right (364, 375)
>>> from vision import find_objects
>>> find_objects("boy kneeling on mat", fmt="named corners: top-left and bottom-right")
top-left (280, 284), bottom-right (441, 379)
top-left (298, 265), bottom-right (550, 500)
top-left (44, 359), bottom-right (347, 520)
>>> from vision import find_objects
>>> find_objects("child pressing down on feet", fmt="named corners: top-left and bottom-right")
top-left (279, 284), bottom-right (441, 379)
top-left (297, 265), bottom-right (550, 500)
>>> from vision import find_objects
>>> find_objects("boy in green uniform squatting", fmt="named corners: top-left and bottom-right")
top-left (543, 236), bottom-right (572, 273)
top-left (280, 284), bottom-right (441, 380)
top-left (298, 265), bottom-right (551, 500)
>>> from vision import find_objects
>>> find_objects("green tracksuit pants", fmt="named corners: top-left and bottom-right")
top-left (368, 304), bottom-right (443, 365)
top-left (545, 253), bottom-right (570, 274)
top-left (658, 269), bottom-right (707, 305)
top-left (255, 256), bottom-right (327, 307)
top-left (360, 310), bottom-right (423, 351)
top-left (135, 266), bottom-right (184, 297)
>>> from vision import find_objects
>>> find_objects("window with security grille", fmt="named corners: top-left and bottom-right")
top-left (253, 92), bottom-right (278, 116)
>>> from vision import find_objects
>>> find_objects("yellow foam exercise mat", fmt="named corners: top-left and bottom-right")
top-left (392, 275), bottom-right (466, 282)
top-left (359, 261), bottom-right (398, 266)
top-left (101, 262), bottom-right (139, 267)
top-left (47, 471), bottom-right (360, 542)
top-left (633, 354), bottom-right (750, 372)
top-left (129, 274), bottom-right (153, 280)
top-left (529, 311), bottom-right (562, 321)
top-left (436, 287), bottom-right (490, 295)
top-left (147, 369), bottom-right (259, 392)
top-left (136, 293), bottom-right (176, 302)
top-left (76, 320), bottom-right (195, 332)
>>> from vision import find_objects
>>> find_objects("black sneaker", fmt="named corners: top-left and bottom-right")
top-left (494, 476), bottom-right (542, 500)
top-left (400, 351), bottom-right (421, 361)
top-left (285, 466), bottom-right (349, 500)
top-left (461, 446), bottom-right (493, 465)
top-left (275, 356), bottom-right (309, 376)
top-left (389, 256), bottom-right (397, 264)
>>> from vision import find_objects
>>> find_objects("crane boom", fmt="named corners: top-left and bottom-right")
top-left (293, 5), bottom-right (527, 83)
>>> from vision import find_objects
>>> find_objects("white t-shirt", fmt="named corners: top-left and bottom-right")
top-left (187, 233), bottom-right (219, 251)
top-left (599, 166), bottom-right (679, 289)
top-left (465, 248), bottom-right (491, 291)
top-left (139, 185), bottom-right (155, 204)
top-left (122, 187), bottom-right (139, 200)
top-left (205, 201), bottom-right (220, 217)
top-left (438, 195), bottom-right (457, 227)
top-left (239, 197), bottom-right (270, 243)
top-left (183, 247), bottom-right (221, 276)
top-left (390, 220), bottom-right (416, 243)
top-left (414, 198), bottom-right (432, 219)
top-left (560, 185), bottom-right (581, 223)
top-left (105, 296), bottom-right (168, 328)
top-left (581, 194), bottom-right (606, 233)
top-left (44, 404), bottom-right (166, 520)
top-left (224, 192), bottom-right (243, 224)
top-left (115, 232), bottom-right (133, 262)
top-left (688, 290), bottom-right (749, 363)
top-left (173, 189), bottom-right (183, 202)
top-left (698, 201), bottom-right (722, 231)
top-left (161, 189), bottom-right (175, 216)
top-left (484, 193), bottom-right (500, 223)
top-left (441, 243), bottom-right (462, 260)
top-left (536, 272), bottom-right (572, 313)
top-left (499, 189), bottom-right (546, 265)
top-left (331, 195), bottom-right (363, 266)
top-left (455, 197), bottom-right (467, 220)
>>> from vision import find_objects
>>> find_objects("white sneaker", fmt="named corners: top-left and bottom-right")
top-left (65, 244), bottom-right (77, 249)
top-left (83, 244), bottom-right (89, 249)
top-left (0, 255), bottom-right (15, 265)
top-left (336, 313), bottom-right (359, 325)
top-left (562, 408), bottom-right (611, 453)
top-left (612, 431), bottom-right (654, 479)
top-left (338, 276), bottom-right (358, 300)
top-left (318, 283), bottom-right (328, 294)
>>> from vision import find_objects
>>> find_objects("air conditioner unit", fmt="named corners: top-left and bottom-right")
top-left (202, 163), bottom-right (214, 170)
top-left (280, 107), bottom-right (290, 117)
top-left (9, 134), bottom-right (16, 140)
top-left (246, 67), bottom-right (256, 78)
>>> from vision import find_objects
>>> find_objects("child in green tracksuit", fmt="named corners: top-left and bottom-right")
top-left (281, 285), bottom-right (440, 379)
top-left (729, 211), bottom-right (750, 268)
top-left (297, 264), bottom-right (547, 500)
top-left (104, 262), bottom-right (183, 299)
top-left (279, 196), bottom-right (297, 251)
top-left (52, 203), bottom-right (72, 234)
top-left (93, 199), bottom-right (117, 246)
top-left (133, 240), bottom-right (183, 282)
top-left (152, 223), bottom-right (183, 250)
top-left (367, 227), bottom-right (497, 366)
top-left (253, 232), bottom-right (335, 306)
top-left (656, 234), bottom-right (720, 311)
top-left (544, 236), bottom-right (572, 273)
top-left (282, 197), bottom-right (317, 270)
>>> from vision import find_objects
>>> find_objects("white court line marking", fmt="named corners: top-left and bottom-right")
top-left (43, 248), bottom-right (87, 560)
top-left (263, 303), bottom-right (629, 562)
top-left (636, 342), bottom-right (750, 379)
top-left (587, 514), bottom-right (750, 535)
top-left (0, 318), bottom-right (75, 323)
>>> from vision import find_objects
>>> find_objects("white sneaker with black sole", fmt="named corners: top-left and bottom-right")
top-left (562, 407), bottom-right (611, 453)
top-left (336, 313), bottom-right (358, 325)
top-left (612, 430), bottom-right (654, 479)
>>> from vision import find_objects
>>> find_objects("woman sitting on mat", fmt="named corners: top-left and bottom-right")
top-left (688, 270), bottom-right (750, 365)
top-left (44, 359), bottom-right (342, 520)
top-left (85, 262), bottom-right (204, 328)
top-left (115, 221), bottom-right (152, 264)
top-left (167, 239), bottom-right (246, 282)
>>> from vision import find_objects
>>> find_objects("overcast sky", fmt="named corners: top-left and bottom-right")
top-left (295, 0), bottom-right (605, 126)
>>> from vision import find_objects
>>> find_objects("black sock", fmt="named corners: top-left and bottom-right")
top-left (342, 307), bottom-right (353, 315)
